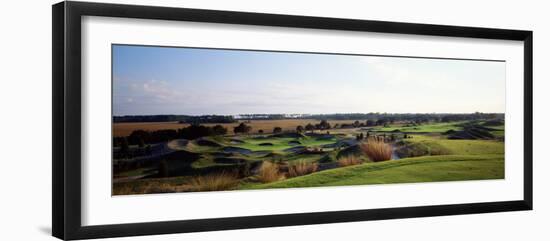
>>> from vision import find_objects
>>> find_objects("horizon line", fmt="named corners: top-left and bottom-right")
top-left (113, 112), bottom-right (505, 117)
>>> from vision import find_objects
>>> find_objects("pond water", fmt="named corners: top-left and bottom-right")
top-left (391, 145), bottom-right (400, 160)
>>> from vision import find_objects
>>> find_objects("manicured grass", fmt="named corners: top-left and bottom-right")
top-left (371, 121), bottom-right (466, 133)
top-left (491, 130), bottom-right (505, 137)
top-left (405, 135), bottom-right (504, 155)
top-left (243, 154), bottom-right (504, 189)
top-left (234, 136), bottom-right (338, 151)
top-left (488, 125), bottom-right (505, 138)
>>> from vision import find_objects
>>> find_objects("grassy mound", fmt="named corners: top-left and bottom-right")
top-left (270, 133), bottom-right (306, 138)
top-left (243, 154), bottom-right (504, 189)
top-left (371, 122), bottom-right (466, 133)
top-left (403, 135), bottom-right (503, 155)
top-left (195, 138), bottom-right (222, 147)
top-left (221, 146), bottom-right (253, 155)
top-left (395, 141), bottom-right (451, 158)
top-left (483, 119), bottom-right (504, 126)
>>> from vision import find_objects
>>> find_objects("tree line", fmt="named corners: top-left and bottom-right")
top-left (113, 114), bottom-right (236, 123)
top-left (114, 113), bottom-right (502, 124)
top-left (113, 124), bottom-right (228, 147)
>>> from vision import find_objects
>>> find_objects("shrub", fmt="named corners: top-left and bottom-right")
top-left (211, 125), bottom-right (228, 135)
top-left (256, 161), bottom-right (285, 183)
top-left (273, 127), bottom-right (283, 133)
top-left (395, 142), bottom-right (451, 158)
top-left (234, 123), bottom-right (252, 134)
top-left (361, 140), bottom-right (392, 162)
top-left (287, 161), bottom-right (318, 178)
top-left (338, 155), bottom-right (363, 167)
top-left (158, 160), bottom-right (169, 177)
top-left (185, 172), bottom-right (240, 192)
top-left (395, 142), bottom-right (429, 158)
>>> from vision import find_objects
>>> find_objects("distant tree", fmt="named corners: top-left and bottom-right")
top-left (128, 130), bottom-right (150, 145)
top-left (211, 125), bottom-right (228, 135)
top-left (138, 137), bottom-right (145, 148)
top-left (273, 127), bottom-right (283, 134)
top-left (340, 123), bottom-right (353, 128)
top-left (376, 119), bottom-right (388, 126)
top-left (178, 124), bottom-right (213, 139)
top-left (296, 125), bottom-right (304, 133)
top-left (305, 123), bottom-right (315, 133)
top-left (158, 160), bottom-right (169, 177)
top-left (366, 120), bottom-right (375, 126)
top-left (233, 123), bottom-right (252, 135)
top-left (356, 133), bottom-right (365, 141)
top-left (441, 115), bottom-right (453, 122)
top-left (150, 129), bottom-right (178, 142)
top-left (319, 120), bottom-right (331, 130)
top-left (120, 138), bottom-right (129, 157)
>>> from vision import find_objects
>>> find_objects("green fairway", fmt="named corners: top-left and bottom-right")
top-left (243, 154), bottom-right (504, 189)
top-left (233, 136), bottom-right (337, 151)
top-left (370, 121), bottom-right (466, 133)
top-left (404, 135), bottom-right (504, 155)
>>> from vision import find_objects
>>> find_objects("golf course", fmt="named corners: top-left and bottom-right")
top-left (112, 116), bottom-right (505, 195)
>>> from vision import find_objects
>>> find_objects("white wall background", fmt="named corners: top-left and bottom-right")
top-left (0, 0), bottom-right (547, 240)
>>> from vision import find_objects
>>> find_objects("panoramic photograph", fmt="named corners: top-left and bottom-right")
top-left (111, 44), bottom-right (505, 195)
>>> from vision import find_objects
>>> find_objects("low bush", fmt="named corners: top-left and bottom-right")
top-left (395, 142), bottom-right (430, 158)
top-left (361, 140), bottom-right (393, 162)
top-left (287, 161), bottom-right (318, 178)
top-left (395, 141), bottom-right (452, 158)
top-left (338, 155), bottom-right (363, 167)
top-left (256, 161), bottom-right (285, 183)
top-left (185, 172), bottom-right (240, 192)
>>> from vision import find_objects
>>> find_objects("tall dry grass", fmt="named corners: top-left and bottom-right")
top-left (185, 172), bottom-right (240, 192)
top-left (361, 140), bottom-right (393, 162)
top-left (287, 161), bottom-right (318, 178)
top-left (113, 181), bottom-right (179, 195)
top-left (256, 161), bottom-right (285, 183)
top-left (338, 155), bottom-right (363, 167)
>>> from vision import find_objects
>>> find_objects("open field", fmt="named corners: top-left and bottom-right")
top-left (113, 119), bottom-right (369, 137)
top-left (112, 119), bottom-right (505, 195)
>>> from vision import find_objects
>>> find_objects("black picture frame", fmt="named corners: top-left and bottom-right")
top-left (52, 1), bottom-right (533, 240)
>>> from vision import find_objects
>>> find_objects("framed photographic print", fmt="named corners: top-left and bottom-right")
top-left (52, 1), bottom-right (533, 240)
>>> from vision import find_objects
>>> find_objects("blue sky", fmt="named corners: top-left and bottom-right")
top-left (113, 45), bottom-right (505, 116)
